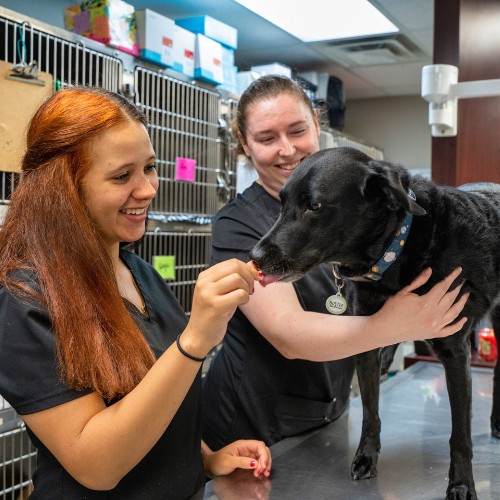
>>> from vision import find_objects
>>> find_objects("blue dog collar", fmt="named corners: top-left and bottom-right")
top-left (356, 189), bottom-right (416, 282)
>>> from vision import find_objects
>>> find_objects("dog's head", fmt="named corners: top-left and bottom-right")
top-left (250, 147), bottom-right (426, 285)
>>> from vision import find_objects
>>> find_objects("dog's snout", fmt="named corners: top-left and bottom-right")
top-left (249, 240), bottom-right (284, 270)
top-left (249, 244), bottom-right (265, 267)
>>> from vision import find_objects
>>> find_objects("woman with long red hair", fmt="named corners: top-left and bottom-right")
top-left (0, 87), bottom-right (271, 499)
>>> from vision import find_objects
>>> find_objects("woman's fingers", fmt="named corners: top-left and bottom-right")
top-left (199, 259), bottom-right (259, 286)
top-left (186, 260), bottom-right (264, 352)
top-left (427, 267), bottom-right (463, 299)
top-left (402, 266), bottom-right (463, 297)
top-left (207, 440), bottom-right (272, 478)
top-left (401, 267), bottom-right (432, 293)
top-left (438, 292), bottom-right (469, 333)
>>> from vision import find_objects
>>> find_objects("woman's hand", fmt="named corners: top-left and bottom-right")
top-left (203, 440), bottom-right (272, 479)
top-left (375, 267), bottom-right (469, 343)
top-left (181, 259), bottom-right (261, 359)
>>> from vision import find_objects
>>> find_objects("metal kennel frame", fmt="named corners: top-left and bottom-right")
top-left (135, 230), bottom-right (213, 315)
top-left (134, 66), bottom-right (221, 217)
top-left (0, 11), bottom-right (122, 99)
top-left (0, 398), bottom-right (36, 500)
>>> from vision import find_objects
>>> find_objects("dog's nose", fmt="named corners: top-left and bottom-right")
top-left (249, 245), bottom-right (264, 267)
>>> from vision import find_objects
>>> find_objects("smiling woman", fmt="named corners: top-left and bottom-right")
top-left (0, 87), bottom-right (272, 498)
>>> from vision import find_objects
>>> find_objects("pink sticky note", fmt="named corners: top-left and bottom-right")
top-left (175, 157), bottom-right (196, 183)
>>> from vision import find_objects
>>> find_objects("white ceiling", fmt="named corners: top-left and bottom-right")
top-left (132, 0), bottom-right (434, 100)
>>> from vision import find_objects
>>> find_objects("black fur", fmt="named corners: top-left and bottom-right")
top-left (250, 147), bottom-right (500, 500)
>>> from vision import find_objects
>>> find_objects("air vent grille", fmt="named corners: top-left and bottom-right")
top-left (313, 33), bottom-right (425, 67)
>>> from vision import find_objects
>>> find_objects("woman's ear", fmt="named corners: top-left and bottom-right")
top-left (238, 131), bottom-right (251, 157)
top-left (313, 109), bottom-right (320, 137)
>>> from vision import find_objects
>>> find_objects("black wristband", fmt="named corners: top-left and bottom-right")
top-left (176, 334), bottom-right (206, 363)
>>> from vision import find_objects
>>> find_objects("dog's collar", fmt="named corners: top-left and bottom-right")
top-left (339, 188), bottom-right (416, 282)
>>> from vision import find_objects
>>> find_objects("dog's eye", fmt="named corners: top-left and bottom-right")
top-left (307, 201), bottom-right (322, 211)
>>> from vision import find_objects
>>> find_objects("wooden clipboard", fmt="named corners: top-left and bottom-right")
top-left (0, 60), bottom-right (54, 173)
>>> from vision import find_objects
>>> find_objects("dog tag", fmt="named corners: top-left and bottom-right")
top-left (326, 293), bottom-right (347, 315)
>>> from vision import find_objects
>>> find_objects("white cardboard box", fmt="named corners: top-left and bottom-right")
top-left (251, 63), bottom-right (292, 78)
top-left (194, 34), bottom-right (223, 85)
top-left (171, 25), bottom-right (196, 78)
top-left (176, 15), bottom-right (237, 49)
top-left (135, 9), bottom-right (175, 67)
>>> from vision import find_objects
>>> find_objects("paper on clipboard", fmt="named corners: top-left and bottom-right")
top-left (0, 60), bottom-right (54, 173)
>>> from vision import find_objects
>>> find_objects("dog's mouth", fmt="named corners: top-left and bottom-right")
top-left (253, 261), bottom-right (305, 287)
top-left (259, 274), bottom-right (282, 287)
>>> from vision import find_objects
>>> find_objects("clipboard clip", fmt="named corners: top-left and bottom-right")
top-left (6, 61), bottom-right (46, 87)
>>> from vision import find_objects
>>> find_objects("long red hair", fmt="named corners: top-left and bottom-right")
top-left (0, 87), bottom-right (156, 400)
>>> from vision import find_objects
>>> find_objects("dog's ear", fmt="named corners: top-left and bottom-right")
top-left (364, 162), bottom-right (426, 215)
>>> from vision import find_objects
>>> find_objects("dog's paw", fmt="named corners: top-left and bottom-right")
top-left (350, 454), bottom-right (378, 480)
top-left (446, 481), bottom-right (477, 500)
top-left (491, 418), bottom-right (500, 439)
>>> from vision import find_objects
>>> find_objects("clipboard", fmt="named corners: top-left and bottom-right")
top-left (0, 60), bottom-right (54, 173)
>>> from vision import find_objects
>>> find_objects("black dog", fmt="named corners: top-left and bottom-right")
top-left (249, 147), bottom-right (500, 500)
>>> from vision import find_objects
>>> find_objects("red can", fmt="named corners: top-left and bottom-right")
top-left (478, 328), bottom-right (497, 361)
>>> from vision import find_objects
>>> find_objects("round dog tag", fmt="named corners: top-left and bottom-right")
top-left (326, 294), bottom-right (347, 315)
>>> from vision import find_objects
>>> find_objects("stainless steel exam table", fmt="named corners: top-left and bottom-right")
top-left (201, 362), bottom-right (500, 499)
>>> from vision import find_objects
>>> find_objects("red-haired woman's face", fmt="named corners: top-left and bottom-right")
top-left (81, 120), bottom-right (158, 253)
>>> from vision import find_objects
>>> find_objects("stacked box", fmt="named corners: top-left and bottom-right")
top-left (135, 9), bottom-right (175, 67)
top-left (63, 0), bottom-right (139, 56)
top-left (251, 62), bottom-right (292, 78)
top-left (236, 70), bottom-right (261, 94)
top-left (194, 34), bottom-right (223, 86)
top-left (218, 44), bottom-right (238, 93)
top-left (171, 25), bottom-right (196, 78)
top-left (219, 65), bottom-right (238, 94)
top-left (176, 15), bottom-right (237, 49)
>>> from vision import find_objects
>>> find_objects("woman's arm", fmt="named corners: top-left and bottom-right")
top-left (23, 259), bottom-right (259, 491)
top-left (241, 267), bottom-right (468, 361)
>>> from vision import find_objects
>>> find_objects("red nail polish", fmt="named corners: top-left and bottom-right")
top-left (258, 272), bottom-right (264, 278)
top-left (250, 460), bottom-right (256, 467)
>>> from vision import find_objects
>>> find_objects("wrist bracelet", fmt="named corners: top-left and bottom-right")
top-left (176, 334), bottom-right (206, 363)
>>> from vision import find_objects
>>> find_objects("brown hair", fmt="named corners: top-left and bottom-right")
top-left (232, 74), bottom-right (317, 157)
top-left (0, 87), bottom-right (156, 400)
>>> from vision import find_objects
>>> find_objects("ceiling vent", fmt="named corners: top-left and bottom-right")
top-left (312, 33), bottom-right (425, 67)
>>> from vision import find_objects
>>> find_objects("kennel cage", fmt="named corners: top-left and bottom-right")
top-left (131, 65), bottom-right (230, 319)
top-left (319, 128), bottom-right (384, 160)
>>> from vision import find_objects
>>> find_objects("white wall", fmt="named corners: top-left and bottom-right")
top-left (1, 0), bottom-right (73, 29)
top-left (343, 96), bottom-right (431, 172)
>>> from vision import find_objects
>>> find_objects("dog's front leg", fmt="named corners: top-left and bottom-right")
top-left (351, 348), bottom-right (382, 479)
top-left (490, 305), bottom-right (500, 438)
top-left (432, 333), bottom-right (477, 500)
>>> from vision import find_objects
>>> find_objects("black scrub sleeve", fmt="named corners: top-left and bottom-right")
top-left (0, 288), bottom-right (91, 415)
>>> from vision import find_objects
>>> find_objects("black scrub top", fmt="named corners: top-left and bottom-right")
top-left (202, 182), bottom-right (355, 450)
top-left (0, 250), bottom-right (205, 499)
